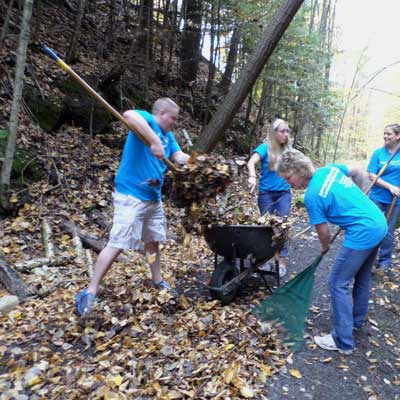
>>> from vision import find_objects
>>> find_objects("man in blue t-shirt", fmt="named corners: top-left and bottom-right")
top-left (76, 98), bottom-right (189, 316)
top-left (277, 149), bottom-right (387, 355)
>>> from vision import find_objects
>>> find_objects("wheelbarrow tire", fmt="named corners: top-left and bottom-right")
top-left (209, 260), bottom-right (239, 305)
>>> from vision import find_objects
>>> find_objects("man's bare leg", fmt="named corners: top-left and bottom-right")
top-left (145, 241), bottom-right (162, 284)
top-left (87, 246), bottom-right (123, 294)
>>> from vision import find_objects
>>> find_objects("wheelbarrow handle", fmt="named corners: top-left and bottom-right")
top-left (41, 45), bottom-right (179, 173)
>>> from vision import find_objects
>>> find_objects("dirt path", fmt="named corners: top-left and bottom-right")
top-left (264, 216), bottom-right (400, 400)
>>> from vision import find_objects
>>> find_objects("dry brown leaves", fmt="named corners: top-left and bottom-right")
top-left (0, 237), bottom-right (289, 399)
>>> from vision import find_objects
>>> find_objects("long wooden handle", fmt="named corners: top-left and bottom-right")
top-left (387, 194), bottom-right (398, 221)
top-left (42, 45), bottom-right (179, 172)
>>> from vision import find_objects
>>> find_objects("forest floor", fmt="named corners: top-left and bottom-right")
top-left (1, 188), bottom-right (399, 399)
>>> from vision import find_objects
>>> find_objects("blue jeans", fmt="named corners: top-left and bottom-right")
top-left (329, 245), bottom-right (378, 351)
top-left (258, 190), bottom-right (292, 257)
top-left (372, 200), bottom-right (400, 268)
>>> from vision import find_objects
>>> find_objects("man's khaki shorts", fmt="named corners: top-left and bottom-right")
top-left (108, 192), bottom-right (167, 250)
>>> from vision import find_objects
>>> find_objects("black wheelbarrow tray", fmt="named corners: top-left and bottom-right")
top-left (203, 224), bottom-right (284, 305)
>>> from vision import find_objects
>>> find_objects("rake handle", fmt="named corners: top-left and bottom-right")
top-left (42, 45), bottom-right (178, 172)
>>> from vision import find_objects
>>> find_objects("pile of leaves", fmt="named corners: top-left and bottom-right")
top-left (165, 153), bottom-right (235, 209)
top-left (175, 171), bottom-right (292, 249)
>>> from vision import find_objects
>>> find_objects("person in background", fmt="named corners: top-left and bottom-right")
top-left (76, 98), bottom-right (190, 316)
top-left (247, 119), bottom-right (292, 277)
top-left (367, 123), bottom-right (400, 272)
top-left (277, 149), bottom-right (387, 355)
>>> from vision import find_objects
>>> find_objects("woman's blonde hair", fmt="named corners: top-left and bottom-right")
top-left (276, 149), bottom-right (315, 179)
top-left (266, 118), bottom-right (290, 170)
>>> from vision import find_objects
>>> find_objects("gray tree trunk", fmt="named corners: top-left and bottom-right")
top-left (0, 0), bottom-right (34, 209)
top-left (0, 252), bottom-right (31, 299)
top-left (179, 0), bottom-right (202, 84)
top-left (196, 0), bottom-right (305, 153)
top-left (218, 24), bottom-right (240, 95)
top-left (66, 0), bottom-right (86, 63)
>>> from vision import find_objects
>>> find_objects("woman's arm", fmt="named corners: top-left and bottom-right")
top-left (367, 172), bottom-right (400, 197)
top-left (247, 153), bottom-right (261, 193)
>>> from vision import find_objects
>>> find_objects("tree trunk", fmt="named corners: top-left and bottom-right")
top-left (66, 0), bottom-right (86, 63)
top-left (248, 76), bottom-right (269, 152)
top-left (219, 24), bottom-right (240, 95)
top-left (179, 0), bottom-right (202, 84)
top-left (159, 0), bottom-right (171, 70)
top-left (32, 0), bottom-right (43, 43)
top-left (0, 252), bottom-right (31, 299)
top-left (0, 0), bottom-right (34, 210)
top-left (196, 0), bottom-right (305, 153)
top-left (204, 0), bottom-right (216, 100)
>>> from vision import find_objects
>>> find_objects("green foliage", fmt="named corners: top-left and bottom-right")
top-left (217, 0), bottom-right (344, 161)
top-left (0, 130), bottom-right (9, 139)
top-left (0, 138), bottom-right (45, 182)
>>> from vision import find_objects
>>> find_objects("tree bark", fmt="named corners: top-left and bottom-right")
top-left (0, 0), bottom-right (33, 210)
top-left (0, 252), bottom-right (31, 299)
top-left (196, 0), bottom-right (305, 153)
top-left (179, 0), bottom-right (202, 84)
top-left (66, 0), bottom-right (86, 63)
top-left (218, 24), bottom-right (240, 95)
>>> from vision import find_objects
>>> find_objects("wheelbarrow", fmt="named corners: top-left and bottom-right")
top-left (203, 225), bottom-right (284, 305)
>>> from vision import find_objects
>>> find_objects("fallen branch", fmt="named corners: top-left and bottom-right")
top-left (61, 219), bottom-right (129, 261)
top-left (61, 219), bottom-right (106, 253)
top-left (0, 250), bottom-right (31, 299)
top-left (41, 218), bottom-right (55, 259)
top-left (14, 255), bottom-right (72, 272)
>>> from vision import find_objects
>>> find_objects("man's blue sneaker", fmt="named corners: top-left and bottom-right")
top-left (75, 288), bottom-right (96, 316)
top-left (154, 280), bottom-right (178, 296)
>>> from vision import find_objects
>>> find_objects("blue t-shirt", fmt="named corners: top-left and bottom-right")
top-left (115, 110), bottom-right (181, 201)
top-left (305, 164), bottom-right (387, 250)
top-left (254, 143), bottom-right (290, 192)
top-left (367, 147), bottom-right (400, 205)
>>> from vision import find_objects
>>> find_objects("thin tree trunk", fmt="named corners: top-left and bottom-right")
top-left (219, 24), bottom-right (240, 95)
top-left (196, 0), bottom-right (305, 153)
top-left (248, 77), bottom-right (269, 152)
top-left (66, 0), bottom-right (86, 63)
top-left (179, 0), bottom-right (202, 84)
top-left (32, 0), bottom-right (43, 43)
top-left (204, 1), bottom-right (216, 99)
top-left (1, 0), bottom-right (34, 210)
top-left (167, 0), bottom-right (178, 67)
top-left (159, 0), bottom-right (171, 70)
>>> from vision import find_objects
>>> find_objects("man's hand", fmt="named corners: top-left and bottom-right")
top-left (248, 176), bottom-right (257, 193)
top-left (150, 142), bottom-right (165, 160)
top-left (171, 150), bottom-right (190, 164)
